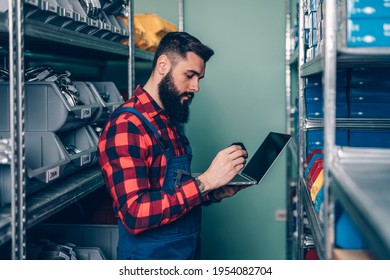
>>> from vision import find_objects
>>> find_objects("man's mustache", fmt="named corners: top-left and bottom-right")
top-left (183, 92), bottom-right (194, 100)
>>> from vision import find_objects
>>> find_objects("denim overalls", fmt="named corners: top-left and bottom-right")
top-left (108, 107), bottom-right (201, 260)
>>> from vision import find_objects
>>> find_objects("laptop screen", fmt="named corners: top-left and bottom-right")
top-left (242, 132), bottom-right (291, 183)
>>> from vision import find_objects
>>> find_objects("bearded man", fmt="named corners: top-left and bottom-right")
top-left (97, 32), bottom-right (247, 260)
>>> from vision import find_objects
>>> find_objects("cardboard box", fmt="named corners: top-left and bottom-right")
top-left (350, 102), bottom-right (390, 118)
top-left (347, 0), bottom-right (390, 19)
top-left (349, 129), bottom-right (390, 148)
top-left (347, 18), bottom-right (390, 47)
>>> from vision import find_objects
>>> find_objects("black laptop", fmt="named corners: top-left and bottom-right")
top-left (226, 132), bottom-right (292, 186)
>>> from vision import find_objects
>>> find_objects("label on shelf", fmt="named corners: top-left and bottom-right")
top-left (45, 1), bottom-right (57, 14)
top-left (80, 153), bottom-right (91, 166)
top-left (81, 108), bottom-right (92, 119)
top-left (46, 166), bottom-right (60, 182)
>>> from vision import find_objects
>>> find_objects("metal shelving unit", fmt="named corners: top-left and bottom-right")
top-left (331, 149), bottom-right (390, 260)
top-left (1, 0), bottom-right (122, 259)
top-left (1, 0), bottom-right (185, 260)
top-left (285, 0), bottom-right (299, 260)
top-left (0, 166), bottom-right (104, 247)
top-left (286, 0), bottom-right (390, 260)
top-left (0, 0), bottom-right (131, 259)
top-left (301, 53), bottom-right (390, 77)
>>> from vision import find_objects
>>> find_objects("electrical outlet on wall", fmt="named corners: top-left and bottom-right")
top-left (275, 209), bottom-right (287, 222)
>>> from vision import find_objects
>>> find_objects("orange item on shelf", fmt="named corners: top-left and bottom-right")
top-left (133, 16), bottom-right (146, 44)
top-left (134, 13), bottom-right (177, 38)
top-left (118, 15), bottom-right (145, 46)
top-left (136, 31), bottom-right (160, 52)
top-left (310, 169), bottom-right (324, 202)
top-left (133, 13), bottom-right (178, 52)
top-left (119, 13), bottom-right (178, 51)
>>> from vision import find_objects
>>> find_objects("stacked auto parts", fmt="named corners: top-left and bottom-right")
top-left (24, 0), bottom-right (129, 42)
top-left (0, 65), bottom-right (124, 206)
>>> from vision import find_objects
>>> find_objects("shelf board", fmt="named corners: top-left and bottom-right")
top-left (24, 19), bottom-right (128, 58)
top-left (0, 165), bottom-right (104, 246)
top-left (299, 177), bottom-right (326, 259)
top-left (330, 160), bottom-right (390, 260)
top-left (338, 47), bottom-right (390, 66)
top-left (0, 17), bottom-right (155, 62)
top-left (305, 118), bottom-right (390, 130)
top-left (301, 56), bottom-right (323, 76)
top-left (301, 48), bottom-right (390, 77)
top-left (336, 146), bottom-right (390, 162)
top-left (134, 48), bottom-right (155, 62)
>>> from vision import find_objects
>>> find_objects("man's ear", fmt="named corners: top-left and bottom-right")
top-left (156, 55), bottom-right (171, 76)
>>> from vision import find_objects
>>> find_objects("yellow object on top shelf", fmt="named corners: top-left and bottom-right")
top-left (117, 15), bottom-right (146, 45)
top-left (136, 31), bottom-right (160, 52)
top-left (135, 13), bottom-right (177, 38)
top-left (118, 13), bottom-right (178, 53)
top-left (133, 16), bottom-right (146, 44)
top-left (135, 13), bottom-right (178, 52)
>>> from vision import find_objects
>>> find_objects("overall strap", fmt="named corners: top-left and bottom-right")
top-left (172, 120), bottom-right (192, 154)
top-left (109, 107), bottom-right (168, 150)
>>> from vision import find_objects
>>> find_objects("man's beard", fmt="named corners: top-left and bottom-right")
top-left (158, 71), bottom-right (194, 123)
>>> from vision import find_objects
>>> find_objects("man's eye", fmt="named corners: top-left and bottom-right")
top-left (186, 74), bottom-right (193, 79)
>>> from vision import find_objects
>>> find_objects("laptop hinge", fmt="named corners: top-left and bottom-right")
top-left (240, 173), bottom-right (256, 183)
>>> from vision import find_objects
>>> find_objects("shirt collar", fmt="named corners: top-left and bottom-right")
top-left (134, 85), bottom-right (164, 118)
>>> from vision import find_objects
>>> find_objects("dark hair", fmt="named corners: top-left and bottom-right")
top-left (152, 32), bottom-right (214, 69)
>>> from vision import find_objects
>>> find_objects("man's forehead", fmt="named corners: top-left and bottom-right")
top-left (178, 52), bottom-right (205, 76)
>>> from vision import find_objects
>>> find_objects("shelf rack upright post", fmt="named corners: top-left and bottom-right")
top-left (7, 0), bottom-right (26, 260)
top-left (322, 0), bottom-right (337, 259)
top-left (287, 0), bottom-right (390, 260)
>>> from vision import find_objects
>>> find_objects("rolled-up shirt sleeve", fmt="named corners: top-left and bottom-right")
top-left (98, 113), bottom-right (206, 235)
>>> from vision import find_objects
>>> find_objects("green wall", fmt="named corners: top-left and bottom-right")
top-left (134, 0), bottom-right (180, 24)
top-left (136, 0), bottom-right (287, 260)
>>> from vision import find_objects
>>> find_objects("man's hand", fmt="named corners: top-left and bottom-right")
top-left (197, 145), bottom-right (248, 193)
top-left (211, 185), bottom-right (249, 201)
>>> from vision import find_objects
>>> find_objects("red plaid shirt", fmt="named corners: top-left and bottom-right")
top-left (97, 85), bottom-right (209, 234)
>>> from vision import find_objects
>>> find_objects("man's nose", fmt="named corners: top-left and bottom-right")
top-left (189, 80), bottom-right (200, 93)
